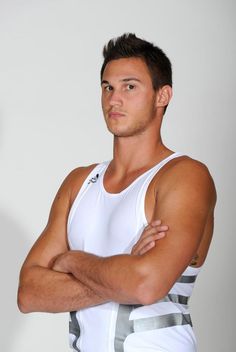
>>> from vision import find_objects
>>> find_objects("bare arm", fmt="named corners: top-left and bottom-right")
top-left (17, 166), bottom-right (107, 313)
top-left (18, 166), bottom-right (167, 313)
top-left (52, 159), bottom-right (216, 305)
top-left (18, 266), bottom-right (105, 313)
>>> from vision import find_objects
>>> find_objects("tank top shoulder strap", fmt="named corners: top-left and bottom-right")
top-left (67, 161), bottom-right (109, 229)
top-left (146, 152), bottom-right (184, 176)
top-left (136, 152), bottom-right (185, 226)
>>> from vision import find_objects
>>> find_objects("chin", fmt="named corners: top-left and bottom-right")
top-left (109, 127), bottom-right (145, 138)
top-left (106, 121), bottom-right (148, 138)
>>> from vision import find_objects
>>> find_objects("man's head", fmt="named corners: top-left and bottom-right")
top-left (100, 33), bottom-right (172, 93)
top-left (101, 34), bottom-right (173, 138)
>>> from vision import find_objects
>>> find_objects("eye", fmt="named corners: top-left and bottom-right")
top-left (104, 85), bottom-right (113, 92)
top-left (126, 84), bottom-right (135, 90)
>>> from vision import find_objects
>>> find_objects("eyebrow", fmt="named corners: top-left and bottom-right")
top-left (101, 77), bottom-right (141, 85)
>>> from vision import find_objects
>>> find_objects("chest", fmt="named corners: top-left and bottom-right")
top-left (68, 178), bottom-right (150, 256)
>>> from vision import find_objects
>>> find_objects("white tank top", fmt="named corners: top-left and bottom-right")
top-left (67, 152), bottom-right (200, 352)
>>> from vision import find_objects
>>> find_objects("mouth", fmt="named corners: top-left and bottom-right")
top-left (108, 111), bottom-right (126, 119)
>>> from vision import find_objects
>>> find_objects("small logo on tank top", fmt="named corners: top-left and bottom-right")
top-left (88, 174), bottom-right (99, 184)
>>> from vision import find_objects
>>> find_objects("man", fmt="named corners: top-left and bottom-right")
top-left (18, 33), bottom-right (216, 351)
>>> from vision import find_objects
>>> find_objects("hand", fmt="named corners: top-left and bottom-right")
top-left (131, 220), bottom-right (168, 255)
top-left (51, 252), bottom-right (70, 273)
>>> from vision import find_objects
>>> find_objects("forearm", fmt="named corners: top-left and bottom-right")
top-left (51, 222), bottom-right (169, 305)
top-left (18, 265), bottom-right (107, 313)
top-left (54, 251), bottom-right (146, 304)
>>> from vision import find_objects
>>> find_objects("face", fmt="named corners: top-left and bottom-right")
top-left (101, 57), bottom-right (158, 138)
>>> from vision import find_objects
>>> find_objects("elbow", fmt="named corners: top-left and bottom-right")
top-left (17, 286), bottom-right (33, 314)
top-left (133, 264), bottom-right (168, 305)
top-left (17, 266), bottom-right (38, 313)
top-left (135, 283), bottom-right (167, 306)
top-left (17, 289), bottom-right (27, 313)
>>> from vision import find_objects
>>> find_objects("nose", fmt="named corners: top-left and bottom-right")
top-left (108, 89), bottom-right (122, 107)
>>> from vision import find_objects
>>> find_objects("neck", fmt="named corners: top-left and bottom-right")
top-left (111, 129), bottom-right (173, 174)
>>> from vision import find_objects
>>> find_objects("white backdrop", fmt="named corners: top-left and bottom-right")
top-left (0, 0), bottom-right (235, 351)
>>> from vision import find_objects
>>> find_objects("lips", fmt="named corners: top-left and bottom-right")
top-left (108, 111), bottom-right (125, 118)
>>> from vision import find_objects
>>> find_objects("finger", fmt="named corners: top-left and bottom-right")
top-left (143, 223), bottom-right (153, 231)
top-left (139, 241), bottom-right (155, 255)
top-left (132, 231), bottom-right (167, 255)
top-left (142, 220), bottom-right (166, 234)
top-left (135, 226), bottom-right (155, 242)
top-left (138, 233), bottom-right (162, 248)
top-left (156, 225), bottom-right (169, 231)
top-left (138, 232), bottom-right (166, 255)
top-left (140, 225), bottom-right (168, 240)
top-left (154, 232), bottom-right (166, 239)
top-left (132, 222), bottom-right (168, 254)
top-left (150, 219), bottom-right (162, 227)
top-left (145, 231), bottom-right (166, 245)
top-left (150, 220), bottom-right (169, 229)
top-left (141, 221), bottom-right (161, 234)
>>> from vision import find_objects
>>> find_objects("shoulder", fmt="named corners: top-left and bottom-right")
top-left (66, 163), bottom-right (99, 185)
top-left (163, 156), bottom-right (212, 178)
top-left (156, 156), bottom-right (216, 208)
top-left (159, 155), bottom-right (214, 185)
top-left (54, 163), bottom-right (99, 207)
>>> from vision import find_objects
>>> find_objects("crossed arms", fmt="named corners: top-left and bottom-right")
top-left (17, 159), bottom-right (216, 313)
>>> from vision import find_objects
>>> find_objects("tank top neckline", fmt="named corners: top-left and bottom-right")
top-left (100, 151), bottom-right (184, 197)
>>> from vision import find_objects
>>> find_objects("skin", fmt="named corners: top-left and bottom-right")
top-left (17, 57), bottom-right (216, 312)
top-left (17, 167), bottom-right (167, 312)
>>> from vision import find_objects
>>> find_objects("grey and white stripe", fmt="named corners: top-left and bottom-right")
top-left (114, 273), bottom-right (197, 351)
top-left (70, 311), bottom-right (81, 352)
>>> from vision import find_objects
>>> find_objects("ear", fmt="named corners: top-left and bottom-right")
top-left (155, 85), bottom-right (172, 108)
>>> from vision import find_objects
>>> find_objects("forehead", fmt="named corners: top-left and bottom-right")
top-left (102, 57), bottom-right (152, 82)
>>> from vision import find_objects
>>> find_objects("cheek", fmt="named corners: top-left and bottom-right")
top-left (101, 95), bottom-right (107, 111)
top-left (132, 93), bottom-right (154, 112)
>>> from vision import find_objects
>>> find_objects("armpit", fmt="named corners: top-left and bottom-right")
top-left (190, 254), bottom-right (199, 266)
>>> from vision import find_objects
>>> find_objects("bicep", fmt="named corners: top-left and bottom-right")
top-left (142, 164), bottom-right (216, 292)
top-left (21, 165), bottom-right (96, 271)
top-left (21, 177), bottom-right (72, 271)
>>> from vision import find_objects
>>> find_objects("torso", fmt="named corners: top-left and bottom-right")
top-left (84, 154), bottom-right (213, 268)
top-left (67, 152), bottom-right (213, 351)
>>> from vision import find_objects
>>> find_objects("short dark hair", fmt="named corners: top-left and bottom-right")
top-left (100, 33), bottom-right (172, 91)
